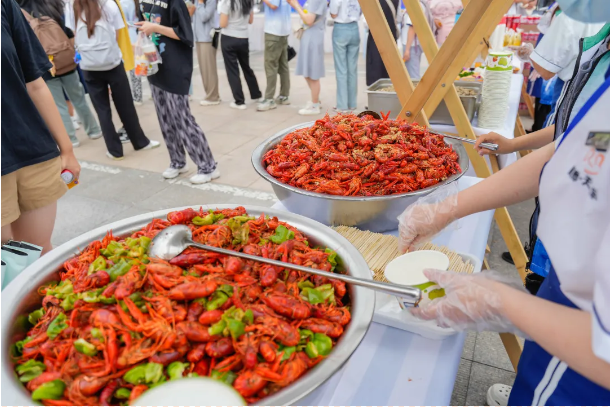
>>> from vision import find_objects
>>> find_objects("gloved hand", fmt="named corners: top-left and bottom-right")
top-left (397, 183), bottom-right (460, 253)
top-left (411, 269), bottom-right (529, 337)
top-left (508, 43), bottom-right (534, 62)
top-left (528, 68), bottom-right (541, 82)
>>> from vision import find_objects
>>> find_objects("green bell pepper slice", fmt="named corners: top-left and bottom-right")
top-left (208, 319), bottom-right (227, 336)
top-left (167, 361), bottom-right (188, 380)
top-left (60, 294), bottom-right (77, 311)
top-left (14, 337), bottom-right (32, 355)
top-left (210, 369), bottom-right (237, 385)
top-left (300, 287), bottom-right (325, 305)
top-left (88, 256), bottom-right (107, 274)
top-left (226, 318), bottom-right (245, 339)
top-left (15, 359), bottom-right (46, 382)
top-left (206, 291), bottom-right (228, 311)
top-left (47, 313), bottom-right (68, 339)
top-left (31, 379), bottom-right (65, 400)
top-left (74, 338), bottom-right (98, 356)
top-left (47, 280), bottom-right (73, 299)
top-left (114, 387), bottom-right (131, 400)
top-left (28, 308), bottom-right (45, 325)
top-left (145, 362), bottom-right (164, 384)
top-left (312, 333), bottom-right (333, 356)
top-left (90, 328), bottom-right (104, 341)
top-left (100, 241), bottom-right (123, 257)
top-left (243, 309), bottom-right (254, 325)
top-left (279, 345), bottom-right (296, 361)
top-left (324, 248), bottom-right (338, 271)
top-left (123, 364), bottom-right (147, 385)
top-left (270, 225), bottom-right (295, 244)
top-left (108, 260), bottom-right (133, 282)
top-left (305, 341), bottom-right (319, 358)
top-left (192, 214), bottom-right (213, 226)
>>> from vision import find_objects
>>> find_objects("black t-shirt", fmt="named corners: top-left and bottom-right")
top-left (140, 0), bottom-right (193, 95)
top-left (1, 0), bottom-right (58, 176)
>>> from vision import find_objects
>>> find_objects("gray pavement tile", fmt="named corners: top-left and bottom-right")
top-left (465, 362), bottom-right (516, 406)
top-left (451, 358), bottom-right (472, 406)
top-left (136, 181), bottom-right (265, 211)
top-left (462, 331), bottom-right (477, 360)
top-left (473, 331), bottom-right (515, 372)
top-left (53, 195), bottom-right (132, 246)
top-left (73, 168), bottom-right (169, 207)
top-left (225, 194), bottom-right (277, 208)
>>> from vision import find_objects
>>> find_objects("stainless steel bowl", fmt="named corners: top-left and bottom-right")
top-left (1, 205), bottom-right (374, 406)
top-left (252, 122), bottom-right (469, 232)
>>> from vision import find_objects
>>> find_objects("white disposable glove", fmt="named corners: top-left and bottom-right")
top-left (411, 269), bottom-right (529, 337)
top-left (509, 43), bottom-right (534, 62)
top-left (397, 183), bottom-right (460, 253)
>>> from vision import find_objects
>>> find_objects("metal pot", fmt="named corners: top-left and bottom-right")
top-left (1, 205), bottom-right (374, 406)
top-left (251, 122), bottom-right (469, 232)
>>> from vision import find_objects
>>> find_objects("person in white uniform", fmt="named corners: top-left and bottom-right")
top-left (397, 1), bottom-right (610, 405)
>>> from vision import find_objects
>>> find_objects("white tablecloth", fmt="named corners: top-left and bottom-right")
top-left (272, 176), bottom-right (495, 405)
top-left (432, 73), bottom-right (524, 173)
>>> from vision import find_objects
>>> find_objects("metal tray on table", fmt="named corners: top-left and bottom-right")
top-left (366, 78), bottom-right (482, 124)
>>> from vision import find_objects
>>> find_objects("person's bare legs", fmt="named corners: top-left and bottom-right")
top-left (305, 77), bottom-right (320, 104)
top-left (2, 224), bottom-right (13, 246)
top-left (9, 202), bottom-right (58, 254)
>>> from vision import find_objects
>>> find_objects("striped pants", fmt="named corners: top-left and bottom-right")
top-left (150, 84), bottom-right (217, 174)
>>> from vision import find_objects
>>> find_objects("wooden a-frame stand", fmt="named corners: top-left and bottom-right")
top-left (358, 0), bottom-right (526, 370)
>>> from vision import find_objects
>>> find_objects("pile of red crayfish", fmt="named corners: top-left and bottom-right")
top-left (263, 112), bottom-right (462, 196)
top-left (12, 207), bottom-right (350, 405)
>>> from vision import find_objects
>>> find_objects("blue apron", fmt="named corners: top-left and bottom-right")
top-left (508, 75), bottom-right (610, 406)
top-left (508, 265), bottom-right (610, 405)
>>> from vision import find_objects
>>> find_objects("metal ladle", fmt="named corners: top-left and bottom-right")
top-left (149, 225), bottom-right (422, 307)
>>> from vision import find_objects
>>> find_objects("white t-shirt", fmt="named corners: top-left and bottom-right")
top-left (65, 0), bottom-right (125, 32)
top-left (530, 13), bottom-right (604, 81)
top-left (217, 0), bottom-right (250, 39)
top-left (329, 0), bottom-right (361, 24)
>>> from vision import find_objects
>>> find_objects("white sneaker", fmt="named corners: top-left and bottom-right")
top-left (71, 117), bottom-right (80, 130)
top-left (230, 102), bottom-right (247, 110)
top-left (189, 168), bottom-right (221, 184)
top-left (72, 140), bottom-right (81, 148)
top-left (257, 99), bottom-right (277, 111)
top-left (275, 96), bottom-right (290, 105)
top-left (89, 132), bottom-right (103, 140)
top-left (298, 101), bottom-right (321, 116)
top-left (487, 384), bottom-right (511, 406)
top-left (106, 151), bottom-right (124, 161)
top-left (200, 99), bottom-right (221, 106)
top-left (141, 140), bottom-right (161, 150)
top-left (162, 165), bottom-right (189, 179)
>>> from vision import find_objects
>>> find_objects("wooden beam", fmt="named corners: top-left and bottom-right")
top-left (522, 81), bottom-right (535, 118)
top-left (359, 0), bottom-right (428, 125)
top-left (399, 0), bottom-right (513, 122)
top-left (500, 333), bottom-right (524, 372)
top-left (514, 115), bottom-right (532, 157)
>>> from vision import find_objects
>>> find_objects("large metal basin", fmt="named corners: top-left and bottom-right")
top-left (252, 123), bottom-right (469, 232)
top-left (1, 205), bottom-right (374, 406)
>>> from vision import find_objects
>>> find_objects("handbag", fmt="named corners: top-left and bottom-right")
top-left (292, 19), bottom-right (305, 40)
top-left (211, 28), bottom-right (220, 49)
top-left (287, 45), bottom-right (297, 61)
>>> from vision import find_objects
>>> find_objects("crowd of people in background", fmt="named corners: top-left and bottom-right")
top-left (5, 0), bottom-right (470, 190)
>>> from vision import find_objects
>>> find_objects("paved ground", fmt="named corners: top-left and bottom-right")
top-left (58, 51), bottom-right (535, 405)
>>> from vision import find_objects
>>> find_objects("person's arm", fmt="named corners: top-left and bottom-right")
top-left (497, 284), bottom-right (610, 388)
top-left (262, 0), bottom-right (278, 11)
top-left (474, 124), bottom-right (556, 155)
top-left (531, 59), bottom-right (556, 80)
top-left (404, 25), bottom-right (415, 61)
top-left (219, 12), bottom-right (228, 27)
top-left (248, 10), bottom-right (254, 24)
top-left (287, 0), bottom-right (316, 26)
top-left (135, 21), bottom-right (180, 39)
top-left (329, 0), bottom-right (339, 19)
top-left (455, 142), bottom-right (554, 218)
top-left (529, 13), bottom-right (579, 81)
top-left (26, 78), bottom-right (81, 178)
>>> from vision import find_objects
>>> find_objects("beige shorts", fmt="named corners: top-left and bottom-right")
top-left (1, 157), bottom-right (68, 227)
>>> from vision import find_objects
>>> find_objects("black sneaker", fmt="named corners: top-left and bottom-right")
top-left (501, 251), bottom-right (514, 265)
top-left (117, 127), bottom-right (129, 144)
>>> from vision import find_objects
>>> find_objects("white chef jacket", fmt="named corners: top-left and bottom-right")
top-left (530, 13), bottom-right (604, 81)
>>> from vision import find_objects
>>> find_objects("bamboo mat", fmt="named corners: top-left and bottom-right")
top-left (332, 226), bottom-right (475, 283)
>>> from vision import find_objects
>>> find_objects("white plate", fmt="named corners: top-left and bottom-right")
top-left (384, 250), bottom-right (450, 286)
